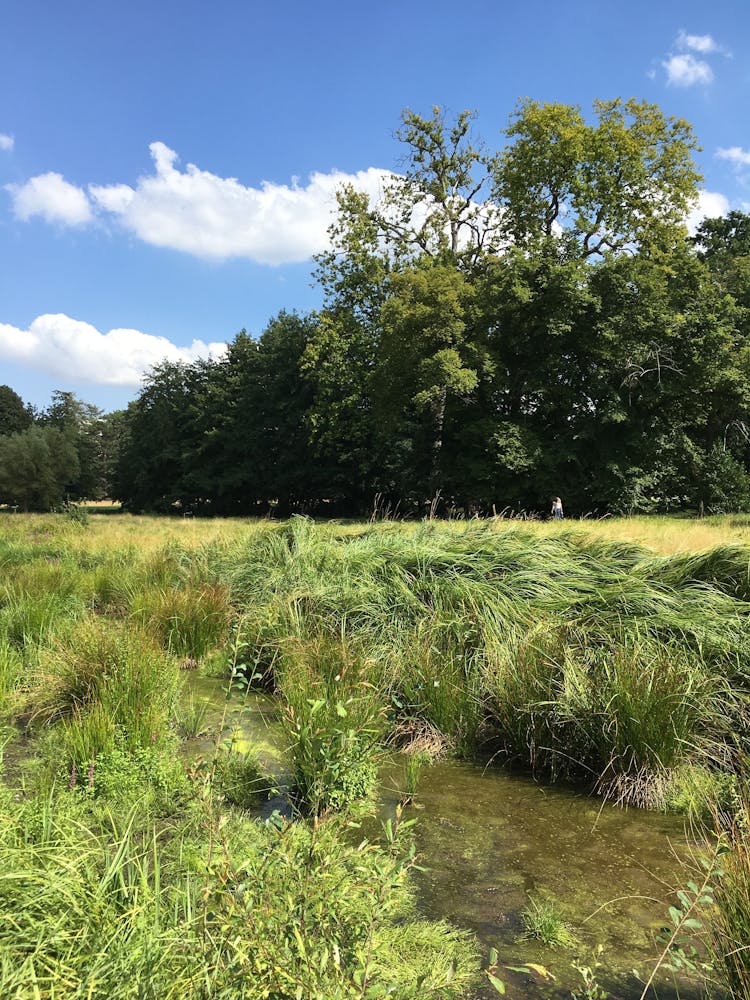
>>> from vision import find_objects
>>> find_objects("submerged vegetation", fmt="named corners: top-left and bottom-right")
top-left (1, 510), bottom-right (749, 997)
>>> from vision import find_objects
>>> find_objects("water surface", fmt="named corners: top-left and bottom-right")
top-left (187, 677), bottom-right (715, 999)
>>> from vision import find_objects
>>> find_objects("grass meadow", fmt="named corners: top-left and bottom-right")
top-left (1, 510), bottom-right (749, 998)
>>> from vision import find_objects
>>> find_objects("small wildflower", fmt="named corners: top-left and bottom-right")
top-left (68, 763), bottom-right (77, 790)
top-left (87, 760), bottom-right (95, 789)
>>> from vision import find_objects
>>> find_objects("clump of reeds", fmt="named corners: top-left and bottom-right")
top-left (129, 581), bottom-right (232, 659)
top-left (214, 519), bottom-right (750, 809)
top-left (212, 746), bottom-right (273, 808)
top-left (28, 617), bottom-right (182, 794)
top-left (172, 692), bottom-right (211, 738)
top-left (520, 896), bottom-right (576, 949)
top-left (399, 750), bottom-right (431, 806)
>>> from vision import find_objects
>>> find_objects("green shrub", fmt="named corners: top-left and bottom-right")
top-left (92, 736), bottom-right (187, 803)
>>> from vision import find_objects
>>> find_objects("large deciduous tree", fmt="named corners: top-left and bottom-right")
top-left (494, 97), bottom-right (701, 258)
top-left (112, 101), bottom-right (750, 516)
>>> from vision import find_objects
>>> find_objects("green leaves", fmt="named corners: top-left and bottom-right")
top-left (496, 97), bottom-right (701, 258)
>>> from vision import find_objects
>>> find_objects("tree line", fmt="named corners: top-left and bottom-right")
top-left (3, 99), bottom-right (750, 516)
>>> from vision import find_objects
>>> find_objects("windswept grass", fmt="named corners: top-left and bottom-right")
top-left (217, 517), bottom-right (750, 807)
top-left (1, 511), bottom-right (750, 1000)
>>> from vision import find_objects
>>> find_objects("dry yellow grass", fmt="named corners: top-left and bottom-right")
top-left (507, 514), bottom-right (750, 555)
top-left (3, 510), bottom-right (749, 557)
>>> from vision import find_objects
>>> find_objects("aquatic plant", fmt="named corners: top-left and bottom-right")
top-left (172, 691), bottom-right (211, 739)
top-left (211, 747), bottom-right (273, 808)
top-left (400, 750), bottom-right (431, 805)
top-left (280, 638), bottom-right (387, 815)
top-left (519, 896), bottom-right (576, 949)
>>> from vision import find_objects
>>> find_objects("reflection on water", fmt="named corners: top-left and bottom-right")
top-left (186, 678), bottom-right (715, 1000)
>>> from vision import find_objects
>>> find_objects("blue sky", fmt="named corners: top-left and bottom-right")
top-left (1, 0), bottom-right (749, 412)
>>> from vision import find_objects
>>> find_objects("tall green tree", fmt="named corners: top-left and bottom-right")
top-left (310, 107), bottom-right (497, 506)
top-left (494, 98), bottom-right (701, 258)
top-left (0, 386), bottom-right (33, 437)
top-left (378, 263), bottom-right (479, 494)
top-left (0, 426), bottom-right (79, 511)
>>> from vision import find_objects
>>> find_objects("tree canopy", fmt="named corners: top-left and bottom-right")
top-left (5, 99), bottom-right (750, 517)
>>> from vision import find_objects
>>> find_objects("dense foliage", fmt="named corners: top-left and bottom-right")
top-left (0, 389), bottom-right (125, 510)
top-left (3, 100), bottom-right (750, 516)
top-left (112, 103), bottom-right (750, 517)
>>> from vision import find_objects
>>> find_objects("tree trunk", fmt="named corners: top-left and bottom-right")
top-left (428, 387), bottom-right (447, 497)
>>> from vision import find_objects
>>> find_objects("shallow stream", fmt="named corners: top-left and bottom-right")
top-left (187, 676), bottom-right (714, 999)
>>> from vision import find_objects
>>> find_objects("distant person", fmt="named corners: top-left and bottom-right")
top-left (551, 496), bottom-right (564, 520)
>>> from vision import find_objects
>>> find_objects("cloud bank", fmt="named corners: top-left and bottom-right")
top-left (90, 143), bottom-right (392, 264)
top-left (5, 143), bottom-right (393, 265)
top-left (0, 314), bottom-right (226, 386)
top-left (0, 133), bottom-right (13, 151)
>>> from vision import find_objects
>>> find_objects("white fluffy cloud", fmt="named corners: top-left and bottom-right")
top-left (661, 29), bottom-right (727, 86)
top-left (0, 133), bottom-right (13, 151)
top-left (685, 189), bottom-right (730, 234)
top-left (6, 172), bottom-right (93, 225)
top-left (89, 143), bottom-right (392, 264)
top-left (663, 52), bottom-right (713, 86)
top-left (717, 147), bottom-right (750, 169)
top-left (0, 313), bottom-right (226, 386)
top-left (676, 30), bottom-right (720, 54)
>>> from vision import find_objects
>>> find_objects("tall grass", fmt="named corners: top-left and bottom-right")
top-left (710, 796), bottom-right (750, 999)
top-left (0, 786), bottom-right (479, 998)
top-left (2, 512), bottom-right (750, 999)
top-left (218, 518), bottom-right (750, 806)
top-left (130, 580), bottom-right (232, 658)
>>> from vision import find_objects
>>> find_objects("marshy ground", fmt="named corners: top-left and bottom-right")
top-left (1, 511), bottom-right (749, 998)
